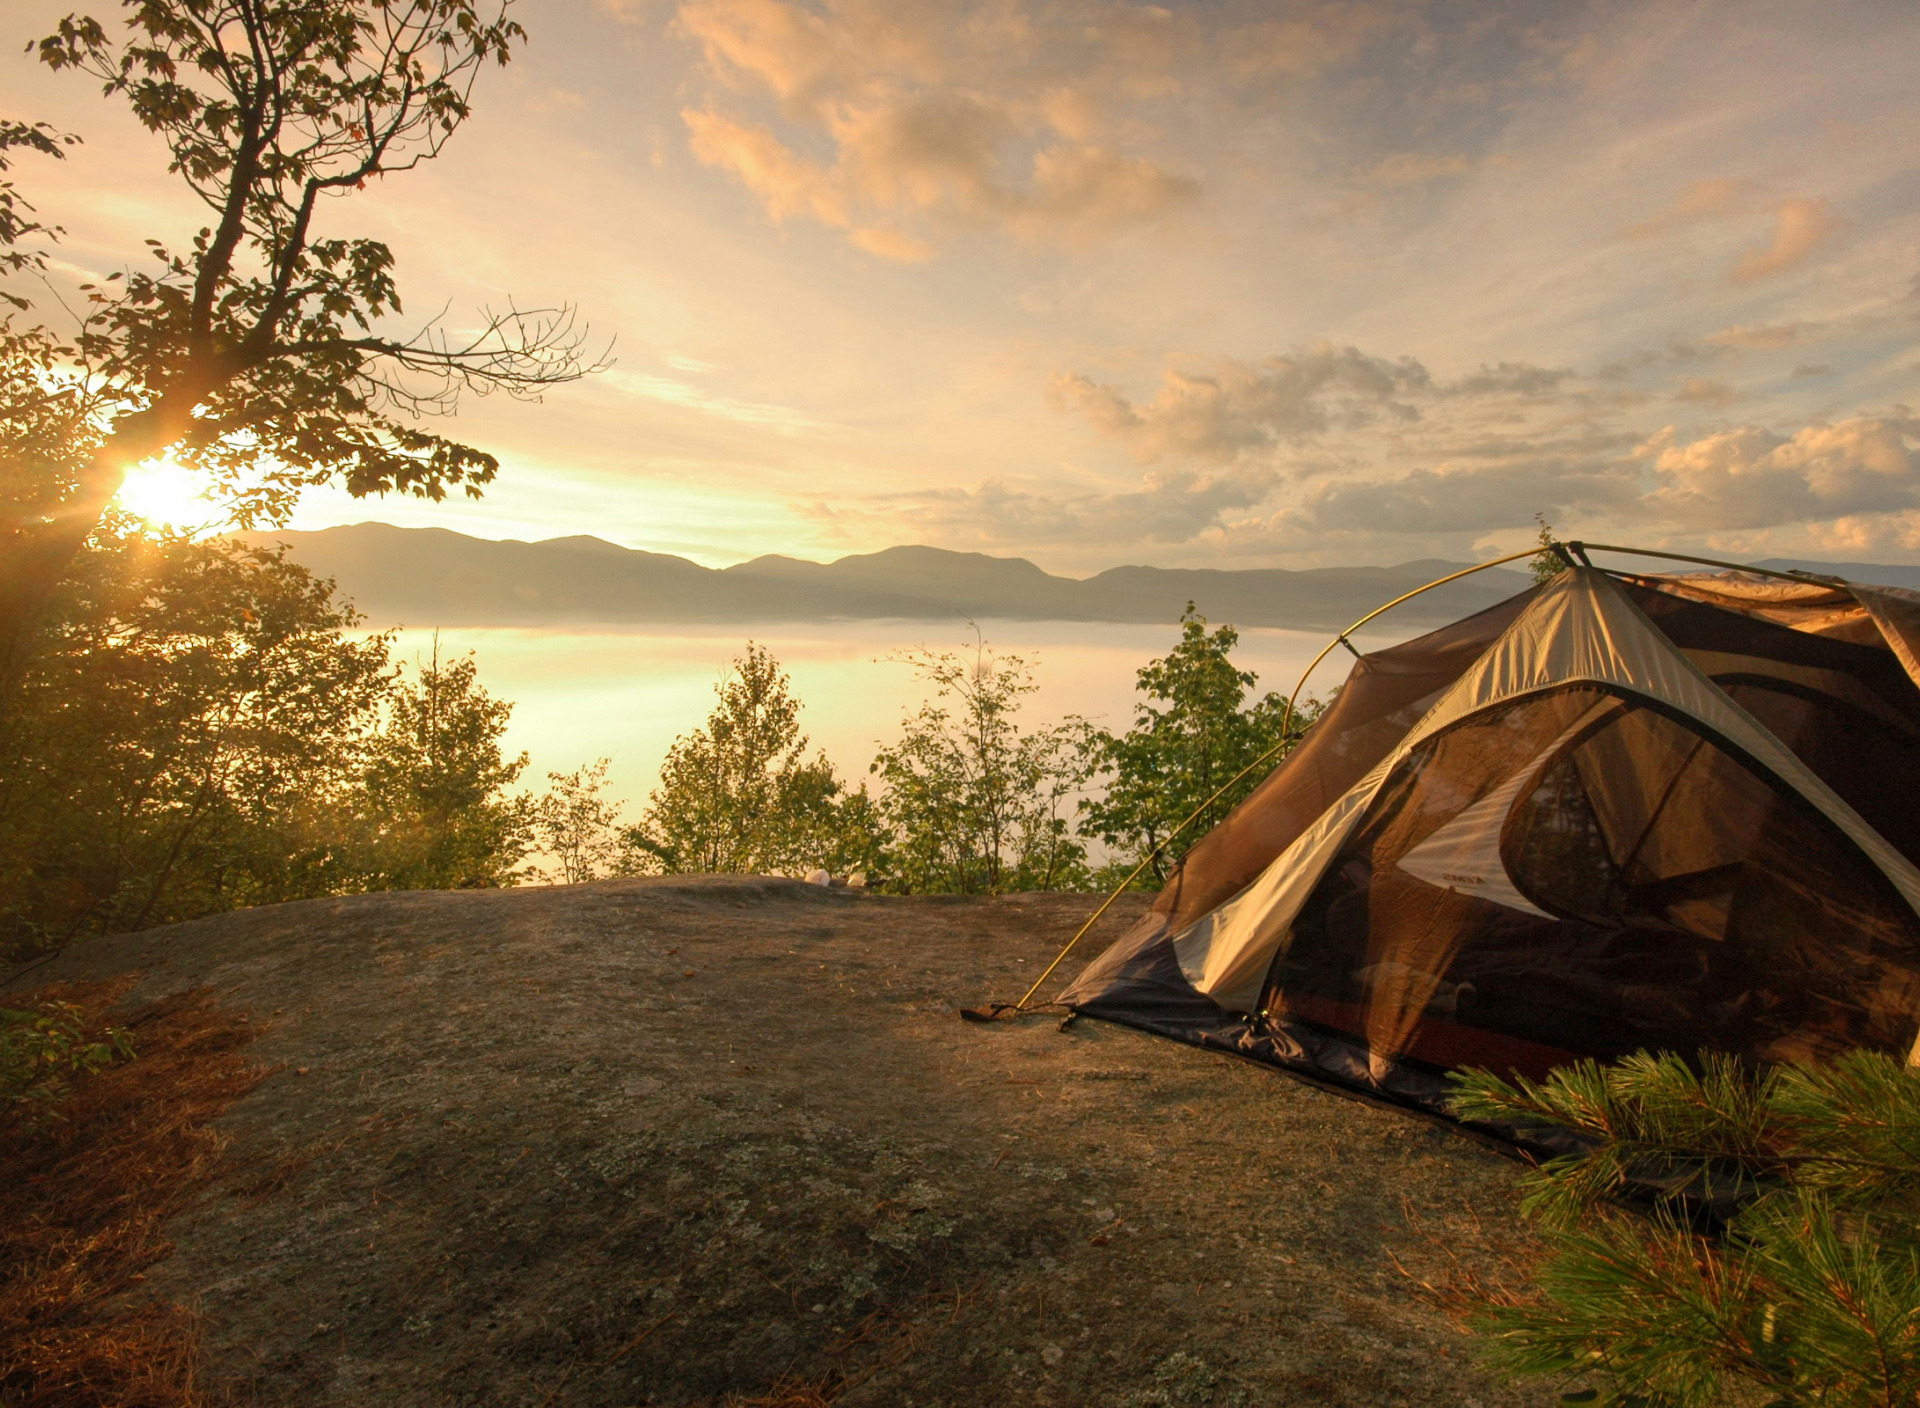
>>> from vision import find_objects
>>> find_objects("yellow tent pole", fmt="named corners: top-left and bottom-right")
top-left (1002, 544), bottom-right (1549, 1015)
top-left (1270, 547), bottom-right (1549, 749)
top-left (994, 538), bottom-right (1853, 1021)
top-left (1567, 541), bottom-right (1852, 586)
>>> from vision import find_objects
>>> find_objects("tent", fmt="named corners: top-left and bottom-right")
top-left (1059, 556), bottom-right (1920, 1124)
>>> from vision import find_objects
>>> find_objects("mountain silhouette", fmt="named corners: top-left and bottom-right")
top-left (235, 524), bottom-right (1920, 630)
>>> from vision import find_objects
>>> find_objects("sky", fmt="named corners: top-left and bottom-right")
top-left (10, 0), bottom-right (1920, 573)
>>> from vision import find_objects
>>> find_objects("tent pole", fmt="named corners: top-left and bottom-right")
top-left (985, 544), bottom-right (1548, 1020)
top-left (1001, 717), bottom-right (1322, 1015)
top-left (1272, 546), bottom-right (1547, 747)
top-left (982, 538), bottom-right (1827, 1021)
top-left (1569, 541), bottom-right (1850, 585)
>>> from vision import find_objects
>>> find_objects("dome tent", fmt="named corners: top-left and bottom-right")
top-left (1057, 556), bottom-right (1920, 1122)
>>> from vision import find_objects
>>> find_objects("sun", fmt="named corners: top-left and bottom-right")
top-left (114, 456), bottom-right (217, 530)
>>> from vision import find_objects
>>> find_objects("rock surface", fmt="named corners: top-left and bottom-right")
top-left (9, 876), bottom-right (1544, 1406)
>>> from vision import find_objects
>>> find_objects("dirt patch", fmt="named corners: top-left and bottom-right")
top-left (6, 877), bottom-right (1547, 1406)
top-left (1, 981), bottom-right (267, 1407)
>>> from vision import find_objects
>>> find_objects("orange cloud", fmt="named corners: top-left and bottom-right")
top-left (681, 107), bottom-right (846, 225)
top-left (1731, 197), bottom-right (1841, 282)
top-left (1644, 417), bottom-right (1919, 528)
top-left (1621, 178), bottom-right (1752, 241)
top-left (1674, 376), bottom-right (1738, 406)
top-left (674, 0), bottom-right (1199, 258)
top-left (1706, 322), bottom-right (1804, 349)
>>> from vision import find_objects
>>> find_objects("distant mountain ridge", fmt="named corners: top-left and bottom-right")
top-left (236, 523), bottom-right (1538, 630)
top-left (234, 523), bottom-right (1920, 630)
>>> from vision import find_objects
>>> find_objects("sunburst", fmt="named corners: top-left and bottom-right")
top-left (114, 455), bottom-right (218, 530)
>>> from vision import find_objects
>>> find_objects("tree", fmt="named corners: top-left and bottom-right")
top-left (533, 757), bottom-right (629, 885)
top-left (357, 640), bottom-right (532, 889)
top-left (630, 644), bottom-right (880, 878)
top-left (0, 521), bottom-right (542, 956)
top-left (0, 520), bottom-right (395, 955)
top-left (2, 0), bottom-right (601, 706)
top-left (871, 632), bottom-right (1093, 895)
top-left (0, 119), bottom-right (78, 285)
top-left (1532, 513), bottom-right (1566, 585)
top-left (1080, 604), bottom-right (1317, 887)
top-left (1448, 1050), bottom-right (1920, 1408)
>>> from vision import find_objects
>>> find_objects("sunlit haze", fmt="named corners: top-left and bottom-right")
top-left (389, 618), bottom-right (1403, 843)
top-left (113, 456), bottom-right (219, 532)
top-left (14, 0), bottom-right (1920, 572)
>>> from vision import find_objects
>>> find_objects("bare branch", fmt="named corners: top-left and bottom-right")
top-left (285, 302), bottom-right (612, 416)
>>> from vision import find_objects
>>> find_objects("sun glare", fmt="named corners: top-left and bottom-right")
top-left (115, 457), bottom-right (217, 530)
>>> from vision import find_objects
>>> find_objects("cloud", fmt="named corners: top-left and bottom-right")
top-left (1360, 151), bottom-right (1472, 188)
top-left (805, 465), bottom-right (1281, 548)
top-left (1052, 348), bottom-right (1597, 472)
top-left (848, 225), bottom-right (934, 261)
top-left (1447, 361), bottom-right (1574, 397)
top-left (682, 107), bottom-right (846, 224)
top-left (1621, 178), bottom-right (1752, 241)
top-left (675, 0), bottom-right (1199, 257)
top-left (1800, 511), bottom-right (1920, 557)
top-left (1674, 376), bottom-right (1738, 406)
top-left (1038, 327), bottom-right (1920, 562)
top-left (1185, 416), bottom-right (1920, 563)
top-left (1618, 187), bottom-right (1840, 285)
top-left (1284, 459), bottom-right (1639, 536)
top-left (684, 96), bottom-right (1179, 258)
top-left (1222, 4), bottom-right (1391, 80)
top-left (1731, 197), bottom-right (1841, 282)
top-left (600, 367), bottom-right (822, 431)
top-left (1641, 417), bottom-right (1920, 529)
top-left (1706, 321), bottom-right (1805, 349)
top-left (1018, 145), bottom-right (1199, 241)
top-left (677, 0), bottom-right (892, 115)
top-left (1596, 342), bottom-right (1733, 380)
top-left (1049, 346), bottom-right (1432, 465)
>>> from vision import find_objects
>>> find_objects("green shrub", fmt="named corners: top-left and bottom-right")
top-left (0, 1000), bottom-right (133, 1125)
top-left (1448, 1049), bottom-right (1920, 1408)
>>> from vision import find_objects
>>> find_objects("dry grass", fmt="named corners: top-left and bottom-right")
top-left (723, 1377), bottom-right (842, 1408)
top-left (0, 981), bottom-right (266, 1408)
top-left (1387, 1191), bottom-right (1545, 1320)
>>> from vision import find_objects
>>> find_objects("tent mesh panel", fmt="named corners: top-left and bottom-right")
top-left (1276, 684), bottom-right (1920, 1079)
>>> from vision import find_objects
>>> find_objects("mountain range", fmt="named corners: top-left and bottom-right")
top-left (235, 523), bottom-right (1920, 631)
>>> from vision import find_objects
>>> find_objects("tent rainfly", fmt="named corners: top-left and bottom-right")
top-left (1061, 562), bottom-right (1920, 1123)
